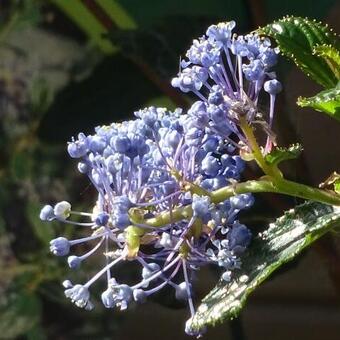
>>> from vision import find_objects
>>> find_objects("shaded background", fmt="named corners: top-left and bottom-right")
top-left (0, 0), bottom-right (339, 339)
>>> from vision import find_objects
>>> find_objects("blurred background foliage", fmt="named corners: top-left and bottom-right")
top-left (0, 1), bottom-right (339, 339)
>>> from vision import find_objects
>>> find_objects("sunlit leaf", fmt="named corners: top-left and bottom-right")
top-left (319, 172), bottom-right (340, 195)
top-left (259, 16), bottom-right (339, 88)
top-left (297, 84), bottom-right (340, 121)
top-left (187, 201), bottom-right (340, 333)
top-left (265, 144), bottom-right (303, 166)
top-left (51, 0), bottom-right (116, 54)
top-left (313, 44), bottom-right (340, 79)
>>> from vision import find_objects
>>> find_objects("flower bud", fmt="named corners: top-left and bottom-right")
top-left (54, 201), bottom-right (71, 219)
top-left (264, 79), bottom-right (282, 95)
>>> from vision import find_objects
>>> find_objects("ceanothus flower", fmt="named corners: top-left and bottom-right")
top-left (39, 205), bottom-right (55, 221)
top-left (36, 20), bottom-right (281, 337)
top-left (172, 20), bottom-right (281, 154)
top-left (50, 237), bottom-right (70, 256)
top-left (64, 284), bottom-right (93, 310)
top-left (40, 105), bottom-right (253, 334)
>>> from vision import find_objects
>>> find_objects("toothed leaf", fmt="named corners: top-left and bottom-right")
top-left (313, 44), bottom-right (340, 80)
top-left (187, 201), bottom-right (340, 333)
top-left (259, 16), bottom-right (339, 88)
top-left (297, 84), bottom-right (340, 121)
top-left (265, 144), bottom-right (303, 166)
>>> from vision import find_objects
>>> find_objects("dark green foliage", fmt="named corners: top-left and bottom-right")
top-left (188, 202), bottom-right (340, 332)
top-left (259, 16), bottom-right (339, 88)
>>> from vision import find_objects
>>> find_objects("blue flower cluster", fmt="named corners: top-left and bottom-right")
top-left (40, 21), bottom-right (281, 336)
top-left (172, 21), bottom-right (282, 152)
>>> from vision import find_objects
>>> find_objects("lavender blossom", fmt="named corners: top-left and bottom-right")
top-left (36, 20), bottom-right (279, 337)
top-left (172, 20), bottom-right (281, 153)
top-left (40, 106), bottom-right (252, 333)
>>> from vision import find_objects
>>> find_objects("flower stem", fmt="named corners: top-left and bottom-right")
top-left (239, 116), bottom-right (282, 179)
top-left (144, 179), bottom-right (340, 228)
top-left (125, 178), bottom-right (340, 253)
top-left (126, 116), bottom-right (340, 249)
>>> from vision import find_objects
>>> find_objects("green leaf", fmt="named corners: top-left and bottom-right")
top-left (187, 201), bottom-right (340, 333)
top-left (313, 44), bottom-right (340, 79)
top-left (265, 144), bottom-right (303, 166)
top-left (0, 291), bottom-right (41, 338)
top-left (319, 172), bottom-right (340, 194)
top-left (96, 0), bottom-right (137, 29)
top-left (51, 0), bottom-right (116, 54)
top-left (259, 16), bottom-right (339, 88)
top-left (29, 77), bottom-right (53, 114)
top-left (10, 151), bottom-right (33, 180)
top-left (297, 85), bottom-right (340, 121)
top-left (335, 181), bottom-right (340, 195)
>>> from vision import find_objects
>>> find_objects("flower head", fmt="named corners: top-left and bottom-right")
top-left (40, 105), bottom-right (252, 328)
top-left (38, 20), bottom-right (266, 337)
top-left (172, 21), bottom-right (281, 153)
